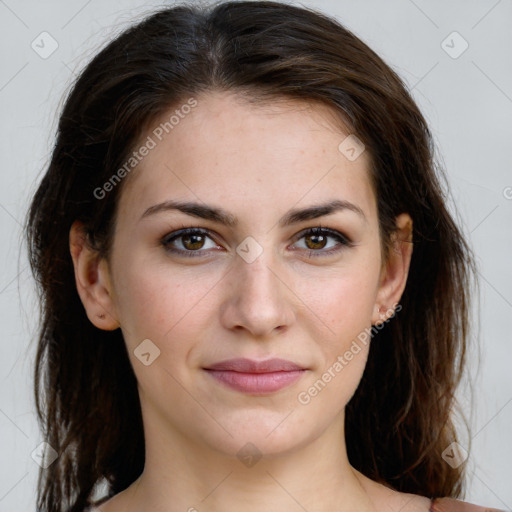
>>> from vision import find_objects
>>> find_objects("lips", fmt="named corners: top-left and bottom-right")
top-left (205, 358), bottom-right (305, 373)
top-left (203, 358), bottom-right (307, 394)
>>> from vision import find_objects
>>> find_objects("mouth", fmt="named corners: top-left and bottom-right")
top-left (202, 358), bottom-right (307, 394)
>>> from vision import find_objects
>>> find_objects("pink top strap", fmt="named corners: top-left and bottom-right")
top-left (431, 497), bottom-right (508, 512)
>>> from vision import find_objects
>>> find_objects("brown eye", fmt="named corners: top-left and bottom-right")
top-left (181, 233), bottom-right (206, 250)
top-left (161, 228), bottom-right (220, 257)
top-left (304, 233), bottom-right (328, 250)
top-left (292, 227), bottom-right (353, 257)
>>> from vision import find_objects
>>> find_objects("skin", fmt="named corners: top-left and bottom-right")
top-left (69, 91), bottom-right (427, 512)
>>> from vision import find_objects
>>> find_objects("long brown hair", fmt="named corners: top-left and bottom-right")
top-left (25, 2), bottom-right (477, 511)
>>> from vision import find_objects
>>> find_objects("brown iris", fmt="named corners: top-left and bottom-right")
top-left (304, 233), bottom-right (327, 250)
top-left (182, 233), bottom-right (206, 250)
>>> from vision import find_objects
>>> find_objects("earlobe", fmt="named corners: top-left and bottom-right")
top-left (372, 213), bottom-right (413, 326)
top-left (69, 220), bottom-right (120, 331)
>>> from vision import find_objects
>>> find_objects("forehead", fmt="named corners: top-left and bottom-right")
top-left (116, 91), bottom-right (377, 228)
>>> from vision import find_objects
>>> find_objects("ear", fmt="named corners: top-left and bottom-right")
top-left (69, 220), bottom-right (120, 330)
top-left (371, 213), bottom-right (413, 326)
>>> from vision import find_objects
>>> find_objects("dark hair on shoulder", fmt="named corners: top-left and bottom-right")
top-left (25, 2), bottom-right (477, 511)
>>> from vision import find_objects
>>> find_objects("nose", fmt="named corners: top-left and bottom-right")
top-left (219, 248), bottom-right (296, 338)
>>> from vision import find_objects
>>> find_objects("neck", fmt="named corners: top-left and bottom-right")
top-left (117, 412), bottom-right (384, 512)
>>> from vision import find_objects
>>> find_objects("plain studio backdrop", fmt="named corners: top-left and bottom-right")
top-left (0, 0), bottom-right (511, 510)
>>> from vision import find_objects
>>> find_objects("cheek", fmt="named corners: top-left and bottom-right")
top-left (113, 258), bottom-right (221, 351)
top-left (294, 270), bottom-right (376, 414)
top-left (113, 263), bottom-right (217, 398)
top-left (296, 260), bottom-right (380, 347)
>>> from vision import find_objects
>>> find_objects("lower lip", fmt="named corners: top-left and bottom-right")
top-left (204, 369), bottom-right (305, 394)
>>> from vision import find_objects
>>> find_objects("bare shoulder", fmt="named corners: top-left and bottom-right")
top-left (389, 491), bottom-right (433, 512)
top-left (353, 470), bottom-right (431, 511)
top-left (431, 497), bottom-right (508, 512)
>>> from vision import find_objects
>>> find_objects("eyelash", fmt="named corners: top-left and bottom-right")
top-left (160, 226), bottom-right (353, 258)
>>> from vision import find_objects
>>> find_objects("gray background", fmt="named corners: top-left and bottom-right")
top-left (0, 0), bottom-right (511, 510)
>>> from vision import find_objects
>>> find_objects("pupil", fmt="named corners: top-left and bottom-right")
top-left (184, 234), bottom-right (204, 250)
top-left (307, 235), bottom-right (326, 250)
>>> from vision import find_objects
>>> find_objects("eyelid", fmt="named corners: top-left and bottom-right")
top-left (292, 226), bottom-right (353, 246)
top-left (160, 225), bottom-right (353, 258)
top-left (289, 226), bottom-right (353, 258)
top-left (160, 227), bottom-right (222, 255)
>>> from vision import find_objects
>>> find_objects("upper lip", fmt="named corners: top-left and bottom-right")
top-left (204, 358), bottom-right (306, 373)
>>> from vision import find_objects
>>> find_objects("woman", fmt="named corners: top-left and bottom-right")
top-left (25, 1), bottom-right (505, 511)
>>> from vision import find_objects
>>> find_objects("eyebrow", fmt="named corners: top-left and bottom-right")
top-left (140, 198), bottom-right (367, 227)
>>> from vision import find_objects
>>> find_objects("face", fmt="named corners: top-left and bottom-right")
top-left (74, 91), bottom-right (412, 460)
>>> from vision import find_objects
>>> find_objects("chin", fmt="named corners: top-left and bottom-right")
top-left (196, 411), bottom-right (320, 461)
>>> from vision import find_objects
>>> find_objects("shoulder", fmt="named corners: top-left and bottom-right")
top-left (430, 497), bottom-right (508, 512)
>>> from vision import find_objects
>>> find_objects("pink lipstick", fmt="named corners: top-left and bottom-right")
top-left (203, 358), bottom-right (306, 394)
